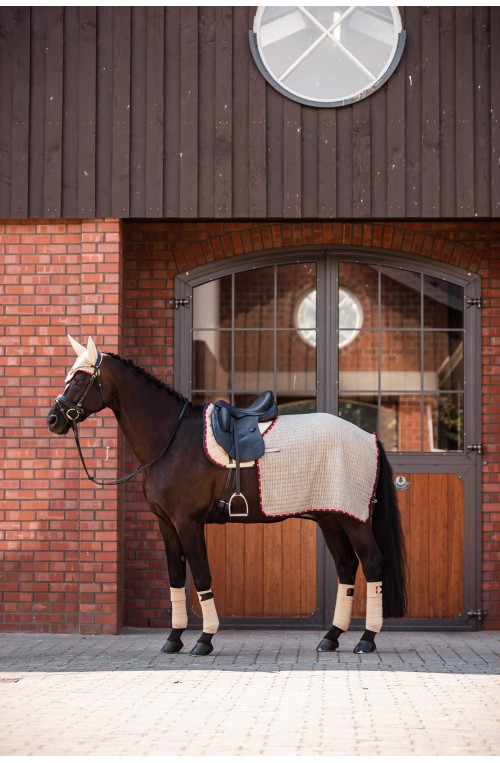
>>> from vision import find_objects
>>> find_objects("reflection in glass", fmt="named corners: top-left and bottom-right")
top-left (380, 394), bottom-right (422, 452)
top-left (234, 330), bottom-right (274, 390)
top-left (338, 262), bottom-right (378, 328)
top-left (192, 276), bottom-right (231, 330)
top-left (424, 332), bottom-right (464, 392)
top-left (279, 262), bottom-right (316, 328)
top-left (339, 330), bottom-right (378, 391)
top-left (277, 396), bottom-right (317, 415)
top-left (234, 267), bottom-right (275, 328)
top-left (277, 330), bottom-right (316, 391)
top-left (424, 393), bottom-right (464, 451)
top-left (192, 330), bottom-right (230, 391)
top-left (380, 331), bottom-right (421, 391)
top-left (424, 275), bottom-right (463, 329)
top-left (381, 267), bottom-right (421, 328)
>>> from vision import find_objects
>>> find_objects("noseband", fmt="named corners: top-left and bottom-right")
top-left (54, 351), bottom-right (104, 424)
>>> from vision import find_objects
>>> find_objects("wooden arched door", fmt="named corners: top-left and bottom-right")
top-left (175, 250), bottom-right (482, 629)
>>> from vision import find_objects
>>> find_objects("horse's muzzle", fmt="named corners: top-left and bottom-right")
top-left (46, 405), bottom-right (71, 435)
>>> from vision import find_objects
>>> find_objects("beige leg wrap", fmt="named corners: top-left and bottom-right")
top-left (366, 581), bottom-right (383, 633)
top-left (332, 583), bottom-right (355, 632)
top-left (197, 589), bottom-right (219, 634)
top-left (170, 586), bottom-right (188, 630)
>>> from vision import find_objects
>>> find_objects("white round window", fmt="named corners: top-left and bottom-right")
top-left (250, 6), bottom-right (405, 108)
top-left (296, 287), bottom-right (363, 348)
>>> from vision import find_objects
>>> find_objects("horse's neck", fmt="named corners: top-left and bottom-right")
top-left (110, 366), bottom-right (183, 465)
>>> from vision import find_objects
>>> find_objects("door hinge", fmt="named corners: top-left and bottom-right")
top-left (467, 443), bottom-right (483, 454)
top-left (168, 297), bottom-right (191, 310)
top-left (466, 297), bottom-right (483, 309)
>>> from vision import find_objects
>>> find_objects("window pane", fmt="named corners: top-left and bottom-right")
top-left (277, 395), bottom-right (317, 415)
top-left (339, 330), bottom-right (378, 392)
top-left (380, 331), bottom-right (421, 391)
top-left (424, 393), bottom-right (464, 451)
top-left (234, 330), bottom-right (274, 390)
top-left (234, 267), bottom-right (275, 328)
top-left (424, 275), bottom-right (463, 329)
top-left (192, 276), bottom-right (231, 330)
top-left (192, 330), bottom-right (230, 390)
top-left (339, 395), bottom-right (379, 436)
top-left (277, 330), bottom-right (316, 392)
top-left (278, 262), bottom-right (316, 328)
top-left (424, 332), bottom-right (464, 392)
top-left (381, 394), bottom-right (422, 452)
top-left (339, 262), bottom-right (378, 328)
top-left (381, 267), bottom-right (421, 328)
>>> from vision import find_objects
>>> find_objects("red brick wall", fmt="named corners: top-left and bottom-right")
top-left (1, 219), bottom-right (498, 632)
top-left (0, 219), bottom-right (123, 633)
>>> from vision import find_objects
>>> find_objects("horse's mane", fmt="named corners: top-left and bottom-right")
top-left (106, 353), bottom-right (188, 402)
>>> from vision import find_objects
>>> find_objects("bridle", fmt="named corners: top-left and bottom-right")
top-left (53, 352), bottom-right (188, 487)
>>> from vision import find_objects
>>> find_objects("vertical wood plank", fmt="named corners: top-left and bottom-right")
top-left (386, 39), bottom-right (406, 216)
top-left (282, 520), bottom-right (302, 616)
top-left (448, 474), bottom-right (464, 617)
top-left (336, 106), bottom-right (353, 216)
top-left (439, 7), bottom-right (456, 216)
top-left (96, 7), bottom-right (113, 216)
top-left (318, 111), bottom-right (336, 216)
top-left (428, 474), bottom-right (449, 617)
top-left (197, 6), bottom-right (215, 217)
top-left (145, 7), bottom-right (164, 218)
top-left (421, 6), bottom-right (440, 216)
top-left (164, 6), bottom-right (180, 217)
top-left (77, 6), bottom-right (97, 217)
top-left (244, 525), bottom-right (264, 617)
top-left (28, 7), bottom-right (46, 217)
top-left (283, 99), bottom-right (301, 217)
top-left (263, 522), bottom-right (283, 616)
top-left (179, 6), bottom-right (199, 217)
top-left (352, 99), bottom-right (371, 216)
top-left (232, 6), bottom-right (250, 217)
top-left (300, 521), bottom-right (317, 616)
top-left (225, 525), bottom-right (246, 616)
top-left (266, 88), bottom-right (284, 217)
top-left (409, 474), bottom-right (430, 617)
top-left (301, 108), bottom-right (318, 218)
top-left (214, 6), bottom-right (233, 218)
top-left (62, 7), bottom-right (79, 216)
top-left (130, 7), bottom-right (147, 217)
top-left (473, 7), bottom-right (491, 218)
top-left (369, 89), bottom-right (387, 218)
top-left (44, 7), bottom-right (64, 217)
top-left (8, 7), bottom-right (30, 217)
top-left (111, 7), bottom-right (131, 217)
top-left (404, 6), bottom-right (422, 216)
top-left (248, 34), bottom-right (267, 217)
top-left (455, 7), bottom-right (475, 215)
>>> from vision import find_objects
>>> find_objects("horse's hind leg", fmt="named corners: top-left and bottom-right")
top-left (337, 515), bottom-right (384, 654)
top-left (157, 516), bottom-right (188, 654)
top-left (317, 517), bottom-right (359, 652)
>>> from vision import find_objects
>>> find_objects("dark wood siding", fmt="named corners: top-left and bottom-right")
top-left (0, 6), bottom-right (499, 219)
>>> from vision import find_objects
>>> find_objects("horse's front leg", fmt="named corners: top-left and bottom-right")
top-left (157, 516), bottom-right (188, 654)
top-left (175, 516), bottom-right (218, 656)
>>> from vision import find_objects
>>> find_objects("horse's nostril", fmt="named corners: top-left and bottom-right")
top-left (47, 414), bottom-right (58, 428)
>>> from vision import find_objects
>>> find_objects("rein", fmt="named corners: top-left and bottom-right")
top-left (71, 400), bottom-right (188, 487)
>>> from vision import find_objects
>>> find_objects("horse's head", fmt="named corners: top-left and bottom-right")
top-left (46, 336), bottom-right (110, 435)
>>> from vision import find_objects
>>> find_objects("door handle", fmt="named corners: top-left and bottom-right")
top-left (394, 475), bottom-right (411, 491)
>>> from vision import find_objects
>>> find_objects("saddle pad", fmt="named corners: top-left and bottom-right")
top-left (203, 403), bottom-right (275, 468)
top-left (257, 412), bottom-right (379, 523)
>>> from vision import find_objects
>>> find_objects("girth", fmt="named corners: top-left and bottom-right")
top-left (211, 391), bottom-right (278, 517)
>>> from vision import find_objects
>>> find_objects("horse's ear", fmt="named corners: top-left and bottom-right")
top-left (87, 337), bottom-right (98, 366)
top-left (68, 335), bottom-right (86, 357)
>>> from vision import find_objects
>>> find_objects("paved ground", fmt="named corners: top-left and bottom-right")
top-left (0, 628), bottom-right (498, 758)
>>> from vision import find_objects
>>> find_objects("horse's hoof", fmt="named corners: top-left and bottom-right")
top-left (161, 639), bottom-right (184, 654)
top-left (316, 637), bottom-right (339, 652)
top-left (190, 640), bottom-right (214, 656)
top-left (353, 639), bottom-right (377, 654)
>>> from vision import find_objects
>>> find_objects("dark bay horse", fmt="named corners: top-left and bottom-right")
top-left (47, 336), bottom-right (407, 656)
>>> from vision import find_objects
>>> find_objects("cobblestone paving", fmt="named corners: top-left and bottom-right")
top-left (0, 629), bottom-right (498, 756)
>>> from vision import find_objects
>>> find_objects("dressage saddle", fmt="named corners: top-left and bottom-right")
top-left (211, 391), bottom-right (278, 516)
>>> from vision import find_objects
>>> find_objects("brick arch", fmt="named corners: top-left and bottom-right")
top-left (171, 222), bottom-right (482, 275)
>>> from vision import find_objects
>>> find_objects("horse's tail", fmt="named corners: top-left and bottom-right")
top-left (372, 438), bottom-right (407, 618)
